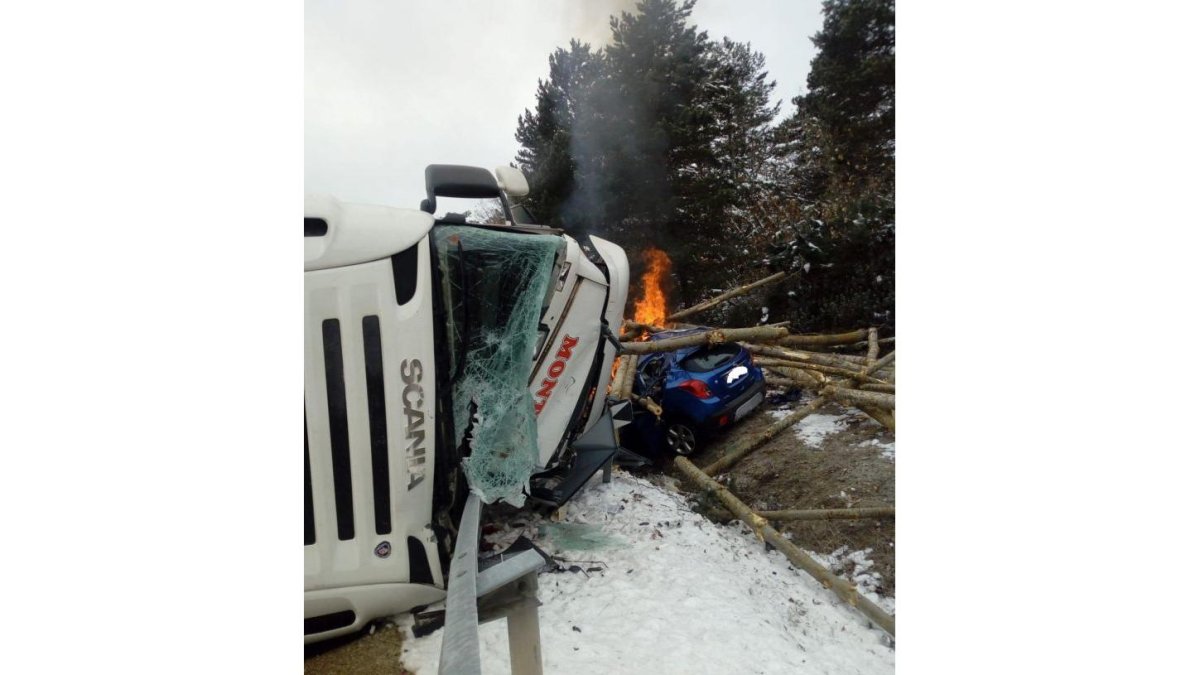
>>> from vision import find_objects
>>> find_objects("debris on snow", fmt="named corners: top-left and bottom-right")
top-left (399, 473), bottom-right (894, 674)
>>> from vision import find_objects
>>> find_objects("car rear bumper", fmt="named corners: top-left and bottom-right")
top-left (701, 377), bottom-right (766, 431)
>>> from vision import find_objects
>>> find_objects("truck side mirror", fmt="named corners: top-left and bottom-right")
top-left (494, 166), bottom-right (529, 198)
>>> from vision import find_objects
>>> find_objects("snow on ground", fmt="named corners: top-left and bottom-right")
top-left (857, 438), bottom-right (895, 461)
top-left (768, 407), bottom-right (853, 447)
top-left (399, 472), bottom-right (894, 674)
top-left (766, 404), bottom-right (895, 461)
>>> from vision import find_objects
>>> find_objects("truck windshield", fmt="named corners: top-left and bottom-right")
top-left (431, 225), bottom-right (564, 505)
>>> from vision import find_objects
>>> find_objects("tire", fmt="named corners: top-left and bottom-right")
top-left (664, 421), bottom-right (699, 457)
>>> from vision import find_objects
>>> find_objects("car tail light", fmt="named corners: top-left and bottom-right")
top-left (717, 414), bottom-right (731, 427)
top-left (678, 379), bottom-right (712, 399)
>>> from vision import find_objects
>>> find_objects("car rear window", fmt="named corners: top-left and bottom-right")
top-left (680, 344), bottom-right (742, 373)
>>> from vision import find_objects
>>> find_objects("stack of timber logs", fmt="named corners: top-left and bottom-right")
top-left (611, 270), bottom-right (897, 637)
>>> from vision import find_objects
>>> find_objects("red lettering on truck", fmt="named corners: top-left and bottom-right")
top-left (533, 334), bottom-right (579, 415)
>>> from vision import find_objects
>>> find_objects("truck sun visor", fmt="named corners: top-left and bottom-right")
top-left (433, 225), bottom-right (565, 506)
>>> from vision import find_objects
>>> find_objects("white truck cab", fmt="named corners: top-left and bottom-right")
top-left (304, 165), bottom-right (629, 642)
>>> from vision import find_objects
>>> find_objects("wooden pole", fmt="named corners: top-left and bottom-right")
top-left (610, 355), bottom-right (629, 397)
top-left (863, 351), bottom-right (895, 377)
top-left (765, 366), bottom-right (827, 391)
top-left (632, 394), bottom-right (663, 417)
top-left (674, 457), bottom-right (895, 637)
top-left (747, 344), bottom-right (867, 371)
top-left (754, 358), bottom-right (888, 385)
top-left (822, 386), bottom-right (895, 411)
top-left (758, 506), bottom-right (894, 521)
top-left (776, 329), bottom-right (869, 348)
top-left (619, 355), bottom-right (640, 398)
top-left (620, 321), bottom-right (668, 339)
top-left (764, 376), bottom-right (801, 389)
top-left (619, 326), bottom-right (788, 355)
top-left (702, 396), bottom-right (828, 476)
top-left (666, 271), bottom-right (791, 322)
top-left (858, 406), bottom-right (895, 431)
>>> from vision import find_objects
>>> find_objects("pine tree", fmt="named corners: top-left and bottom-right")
top-left (514, 40), bottom-right (598, 229)
top-left (764, 0), bottom-right (895, 332)
top-left (797, 0), bottom-right (895, 189)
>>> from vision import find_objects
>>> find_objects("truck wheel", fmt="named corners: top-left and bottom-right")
top-left (665, 422), bottom-right (698, 457)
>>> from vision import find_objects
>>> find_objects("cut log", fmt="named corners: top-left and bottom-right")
top-left (823, 385), bottom-right (895, 411)
top-left (858, 383), bottom-right (895, 393)
top-left (746, 344), bottom-right (866, 371)
top-left (764, 376), bottom-right (801, 389)
top-left (864, 328), bottom-right (879, 372)
top-left (775, 329), bottom-right (869, 348)
top-left (702, 396), bottom-right (828, 476)
top-left (610, 355), bottom-right (630, 397)
top-left (858, 405), bottom-right (896, 431)
top-left (758, 506), bottom-right (895, 521)
top-left (620, 321), bottom-right (668, 339)
top-left (666, 271), bottom-right (791, 322)
top-left (765, 366), bottom-right (826, 391)
top-left (620, 355), bottom-right (640, 398)
top-left (754, 358), bottom-right (888, 385)
top-left (674, 457), bottom-right (895, 637)
top-left (863, 351), bottom-right (895, 377)
top-left (619, 327), bottom-right (788, 355)
top-left (633, 394), bottom-right (662, 417)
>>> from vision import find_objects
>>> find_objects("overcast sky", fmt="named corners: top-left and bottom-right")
top-left (305, 0), bottom-right (824, 209)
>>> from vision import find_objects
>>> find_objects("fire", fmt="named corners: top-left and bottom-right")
top-left (632, 247), bottom-right (672, 327)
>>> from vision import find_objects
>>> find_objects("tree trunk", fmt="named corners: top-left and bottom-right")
top-left (746, 344), bottom-right (866, 371)
top-left (610, 356), bottom-right (630, 397)
top-left (758, 506), bottom-right (895, 521)
top-left (863, 351), bottom-right (895, 377)
top-left (776, 329), bottom-right (869, 348)
top-left (753, 358), bottom-right (888, 385)
top-left (619, 355), bottom-right (640, 398)
top-left (864, 328), bottom-right (879, 372)
top-left (674, 457), bottom-right (895, 637)
top-left (765, 366), bottom-right (827, 391)
top-left (620, 321), bottom-right (667, 339)
top-left (619, 327), bottom-right (788, 355)
top-left (858, 406), bottom-right (896, 431)
top-left (822, 385), bottom-right (895, 410)
top-left (633, 395), bottom-right (662, 417)
top-left (858, 383), bottom-right (895, 393)
top-left (702, 396), bottom-right (828, 476)
top-left (764, 376), bottom-right (801, 389)
top-left (666, 271), bottom-right (791, 322)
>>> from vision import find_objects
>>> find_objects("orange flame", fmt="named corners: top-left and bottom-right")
top-left (632, 247), bottom-right (672, 327)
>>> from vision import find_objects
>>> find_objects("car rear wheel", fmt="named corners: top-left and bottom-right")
top-left (665, 422), bottom-right (698, 457)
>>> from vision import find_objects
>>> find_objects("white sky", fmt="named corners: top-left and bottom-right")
top-left (305, 0), bottom-right (824, 209)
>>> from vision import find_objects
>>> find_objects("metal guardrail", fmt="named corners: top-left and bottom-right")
top-left (438, 493), bottom-right (545, 675)
top-left (437, 405), bottom-right (629, 674)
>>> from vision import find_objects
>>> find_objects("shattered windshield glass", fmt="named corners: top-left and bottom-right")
top-left (433, 225), bottom-right (564, 506)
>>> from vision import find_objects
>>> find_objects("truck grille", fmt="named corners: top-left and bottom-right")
top-left (321, 319), bottom-right (356, 541)
top-left (362, 315), bottom-right (392, 535)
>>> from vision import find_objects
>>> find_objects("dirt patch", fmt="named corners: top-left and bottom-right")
top-left (304, 621), bottom-right (412, 674)
top-left (674, 389), bottom-right (896, 597)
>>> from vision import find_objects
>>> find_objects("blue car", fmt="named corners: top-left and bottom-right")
top-left (619, 328), bottom-right (767, 458)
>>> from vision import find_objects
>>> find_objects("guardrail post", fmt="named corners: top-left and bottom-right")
top-left (505, 572), bottom-right (543, 675)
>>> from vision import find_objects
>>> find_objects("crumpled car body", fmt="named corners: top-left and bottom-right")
top-left (619, 327), bottom-right (766, 457)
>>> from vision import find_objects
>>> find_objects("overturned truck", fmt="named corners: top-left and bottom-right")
top-left (304, 165), bottom-right (630, 643)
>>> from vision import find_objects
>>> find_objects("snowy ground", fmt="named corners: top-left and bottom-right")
top-left (398, 471), bottom-right (894, 674)
top-left (769, 407), bottom-right (895, 462)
